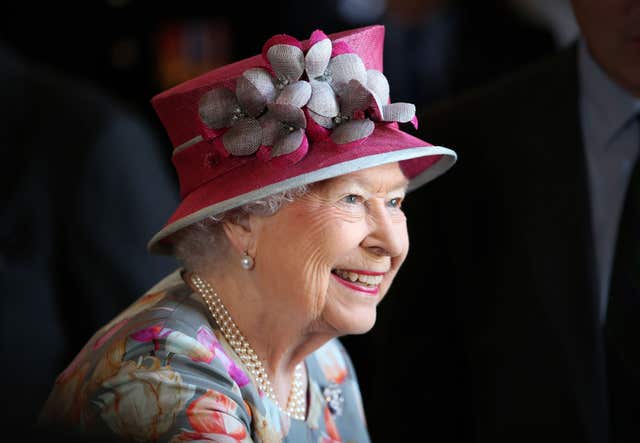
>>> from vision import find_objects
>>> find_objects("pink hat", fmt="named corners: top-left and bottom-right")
top-left (148, 25), bottom-right (456, 254)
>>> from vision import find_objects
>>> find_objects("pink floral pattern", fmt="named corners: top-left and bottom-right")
top-left (183, 389), bottom-right (249, 442)
top-left (196, 326), bottom-right (250, 387)
top-left (39, 271), bottom-right (369, 442)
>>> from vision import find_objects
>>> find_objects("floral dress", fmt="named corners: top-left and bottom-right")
top-left (40, 270), bottom-right (371, 443)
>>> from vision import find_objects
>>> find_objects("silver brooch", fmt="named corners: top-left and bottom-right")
top-left (323, 383), bottom-right (344, 416)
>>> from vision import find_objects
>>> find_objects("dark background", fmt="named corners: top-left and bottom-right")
top-left (0, 0), bottom-right (568, 148)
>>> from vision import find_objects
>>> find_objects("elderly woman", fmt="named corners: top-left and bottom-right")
top-left (39, 25), bottom-right (456, 442)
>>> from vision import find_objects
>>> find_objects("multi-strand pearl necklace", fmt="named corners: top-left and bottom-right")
top-left (190, 273), bottom-right (306, 420)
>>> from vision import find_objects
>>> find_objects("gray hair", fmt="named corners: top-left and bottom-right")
top-left (172, 185), bottom-right (309, 273)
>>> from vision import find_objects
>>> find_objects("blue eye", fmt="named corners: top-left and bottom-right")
top-left (343, 194), bottom-right (360, 204)
top-left (388, 197), bottom-right (402, 208)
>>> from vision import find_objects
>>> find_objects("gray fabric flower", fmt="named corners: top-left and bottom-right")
top-left (330, 79), bottom-right (376, 144)
top-left (198, 68), bottom-right (276, 156)
top-left (329, 69), bottom-right (417, 144)
top-left (366, 69), bottom-right (416, 124)
top-left (260, 40), bottom-right (313, 156)
top-left (264, 41), bottom-right (314, 108)
top-left (260, 103), bottom-right (307, 157)
top-left (304, 34), bottom-right (367, 131)
top-left (197, 31), bottom-right (416, 157)
top-left (303, 33), bottom-right (413, 145)
top-left (265, 42), bottom-right (305, 91)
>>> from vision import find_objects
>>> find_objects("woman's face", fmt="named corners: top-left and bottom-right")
top-left (251, 162), bottom-right (410, 336)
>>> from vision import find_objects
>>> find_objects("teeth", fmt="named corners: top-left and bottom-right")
top-left (361, 274), bottom-right (376, 284)
top-left (334, 269), bottom-right (384, 286)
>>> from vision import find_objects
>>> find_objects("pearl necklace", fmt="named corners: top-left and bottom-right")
top-left (190, 273), bottom-right (306, 420)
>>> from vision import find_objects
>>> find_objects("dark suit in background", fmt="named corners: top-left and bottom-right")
top-left (368, 40), bottom-right (639, 442)
top-left (0, 44), bottom-right (179, 426)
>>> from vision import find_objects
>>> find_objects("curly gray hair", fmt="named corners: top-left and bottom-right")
top-left (171, 185), bottom-right (309, 273)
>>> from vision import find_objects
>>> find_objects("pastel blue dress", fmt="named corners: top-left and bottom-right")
top-left (40, 270), bottom-right (371, 443)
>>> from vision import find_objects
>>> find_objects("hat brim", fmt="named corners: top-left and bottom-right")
top-left (148, 125), bottom-right (456, 254)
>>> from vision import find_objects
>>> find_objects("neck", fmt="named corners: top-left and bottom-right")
top-left (188, 264), bottom-right (332, 409)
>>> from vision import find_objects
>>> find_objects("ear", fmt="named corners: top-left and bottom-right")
top-left (222, 213), bottom-right (261, 257)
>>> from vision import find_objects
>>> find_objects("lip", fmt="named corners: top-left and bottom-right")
top-left (335, 269), bottom-right (387, 276)
top-left (331, 273), bottom-right (380, 295)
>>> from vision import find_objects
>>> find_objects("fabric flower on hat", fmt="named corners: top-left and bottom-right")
top-left (329, 68), bottom-right (418, 144)
top-left (329, 79), bottom-right (376, 144)
top-left (197, 28), bottom-right (417, 159)
top-left (262, 35), bottom-right (306, 94)
top-left (198, 68), bottom-right (277, 156)
top-left (365, 69), bottom-right (418, 129)
top-left (259, 36), bottom-right (313, 160)
top-left (303, 30), bottom-right (416, 145)
top-left (260, 103), bottom-right (309, 159)
top-left (304, 31), bottom-right (367, 135)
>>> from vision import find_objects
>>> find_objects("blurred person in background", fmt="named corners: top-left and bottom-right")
top-left (370, 0), bottom-right (640, 442)
top-left (0, 42), bottom-right (178, 427)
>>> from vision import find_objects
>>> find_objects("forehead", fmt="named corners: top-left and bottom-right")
top-left (315, 162), bottom-right (409, 193)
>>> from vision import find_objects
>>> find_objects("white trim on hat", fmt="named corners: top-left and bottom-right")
top-left (148, 145), bottom-right (456, 254)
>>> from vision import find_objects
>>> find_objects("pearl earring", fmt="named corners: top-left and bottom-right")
top-left (240, 251), bottom-right (254, 270)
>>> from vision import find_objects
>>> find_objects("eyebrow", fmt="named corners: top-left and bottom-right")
top-left (339, 174), bottom-right (410, 193)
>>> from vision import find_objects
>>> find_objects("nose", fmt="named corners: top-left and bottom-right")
top-left (361, 199), bottom-right (407, 258)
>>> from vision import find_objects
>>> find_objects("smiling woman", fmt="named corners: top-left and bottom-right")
top-left (227, 162), bottom-right (410, 339)
top-left (38, 25), bottom-right (456, 442)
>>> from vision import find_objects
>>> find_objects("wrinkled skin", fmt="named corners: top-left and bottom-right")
top-left (249, 161), bottom-right (410, 338)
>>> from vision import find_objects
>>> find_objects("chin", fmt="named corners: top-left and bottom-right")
top-left (348, 321), bottom-right (376, 335)
top-left (335, 310), bottom-right (378, 336)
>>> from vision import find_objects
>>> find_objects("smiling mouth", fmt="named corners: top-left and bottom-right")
top-left (331, 269), bottom-right (385, 294)
top-left (332, 269), bottom-right (384, 286)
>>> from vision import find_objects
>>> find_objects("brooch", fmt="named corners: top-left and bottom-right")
top-left (323, 383), bottom-right (344, 417)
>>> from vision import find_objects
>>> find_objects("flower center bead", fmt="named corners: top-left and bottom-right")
top-left (275, 77), bottom-right (290, 90)
top-left (333, 114), bottom-right (350, 125)
top-left (230, 106), bottom-right (246, 122)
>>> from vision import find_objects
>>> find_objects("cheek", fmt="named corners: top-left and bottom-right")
top-left (299, 216), bottom-right (371, 307)
top-left (257, 228), bottom-right (330, 318)
top-left (296, 213), bottom-right (340, 266)
top-left (293, 204), bottom-right (368, 262)
top-left (298, 224), bottom-right (358, 317)
top-left (267, 209), bottom-right (357, 299)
